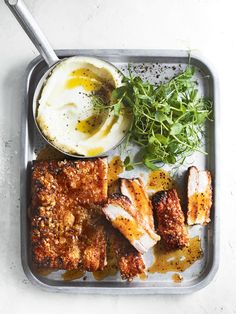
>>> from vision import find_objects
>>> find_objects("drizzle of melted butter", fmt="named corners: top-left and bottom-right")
top-left (108, 156), bottom-right (124, 186)
top-left (65, 68), bottom-right (103, 91)
top-left (62, 269), bottom-right (85, 281)
top-left (102, 116), bottom-right (118, 137)
top-left (86, 147), bottom-right (104, 156)
top-left (36, 145), bottom-right (65, 161)
top-left (172, 273), bottom-right (183, 283)
top-left (113, 216), bottom-right (144, 241)
top-left (93, 245), bottom-right (118, 280)
top-left (76, 114), bottom-right (104, 135)
top-left (147, 169), bottom-right (174, 191)
top-left (149, 237), bottom-right (203, 273)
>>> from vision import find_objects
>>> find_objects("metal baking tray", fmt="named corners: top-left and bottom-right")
top-left (21, 49), bottom-right (219, 294)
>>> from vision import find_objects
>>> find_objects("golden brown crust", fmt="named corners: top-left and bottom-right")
top-left (32, 158), bottom-right (107, 205)
top-left (110, 230), bottom-right (145, 281)
top-left (82, 224), bottom-right (107, 272)
top-left (31, 158), bottom-right (108, 270)
top-left (152, 189), bottom-right (189, 250)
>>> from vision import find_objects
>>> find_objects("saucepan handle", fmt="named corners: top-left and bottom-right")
top-left (5, 0), bottom-right (59, 67)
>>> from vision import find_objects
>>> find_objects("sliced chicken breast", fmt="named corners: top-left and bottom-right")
top-left (103, 194), bottom-right (160, 253)
top-left (120, 178), bottom-right (154, 230)
top-left (187, 166), bottom-right (212, 225)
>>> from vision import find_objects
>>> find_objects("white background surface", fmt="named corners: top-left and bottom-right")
top-left (0, 0), bottom-right (235, 313)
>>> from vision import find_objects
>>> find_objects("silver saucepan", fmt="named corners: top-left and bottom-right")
top-left (5, 0), bottom-right (131, 158)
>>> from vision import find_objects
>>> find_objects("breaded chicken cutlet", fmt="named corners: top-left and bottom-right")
top-left (152, 189), bottom-right (189, 250)
top-left (187, 166), bottom-right (212, 225)
top-left (31, 158), bottom-right (108, 271)
top-left (110, 230), bottom-right (145, 281)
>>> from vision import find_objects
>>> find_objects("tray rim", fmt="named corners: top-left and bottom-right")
top-left (21, 49), bottom-right (220, 294)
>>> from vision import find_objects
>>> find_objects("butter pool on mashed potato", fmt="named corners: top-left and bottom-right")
top-left (36, 56), bottom-right (131, 157)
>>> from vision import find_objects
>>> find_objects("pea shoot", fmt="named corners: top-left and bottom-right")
top-left (93, 66), bottom-right (212, 169)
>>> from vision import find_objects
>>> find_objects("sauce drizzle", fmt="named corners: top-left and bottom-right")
top-left (149, 237), bottom-right (203, 273)
top-left (188, 192), bottom-right (211, 223)
top-left (139, 273), bottom-right (148, 281)
top-left (108, 156), bottom-right (124, 188)
top-left (93, 245), bottom-right (118, 281)
top-left (36, 268), bottom-right (55, 276)
top-left (172, 273), bottom-right (183, 283)
top-left (147, 169), bottom-right (174, 192)
top-left (62, 269), bottom-right (85, 281)
top-left (36, 145), bottom-right (65, 161)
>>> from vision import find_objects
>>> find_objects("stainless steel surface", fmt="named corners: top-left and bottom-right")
top-left (21, 49), bottom-right (219, 294)
top-left (5, 0), bottom-right (59, 67)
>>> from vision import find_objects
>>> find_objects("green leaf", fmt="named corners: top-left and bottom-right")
top-left (111, 86), bottom-right (126, 100)
top-left (144, 158), bottom-right (159, 170)
top-left (125, 165), bottom-right (134, 171)
top-left (168, 142), bottom-right (179, 154)
top-left (165, 115), bottom-right (173, 124)
top-left (162, 102), bottom-right (171, 114)
top-left (123, 156), bottom-right (135, 170)
top-left (170, 123), bottom-right (183, 135)
top-left (113, 102), bottom-right (121, 116)
top-left (148, 136), bottom-right (156, 144)
top-left (166, 154), bottom-right (176, 164)
top-left (154, 134), bottom-right (168, 145)
top-left (123, 156), bottom-right (131, 166)
top-left (155, 112), bottom-right (168, 122)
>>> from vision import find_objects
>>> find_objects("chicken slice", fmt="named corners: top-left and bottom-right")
top-left (152, 189), bottom-right (189, 250)
top-left (110, 229), bottom-right (145, 281)
top-left (120, 178), bottom-right (154, 230)
top-left (103, 194), bottom-right (160, 253)
top-left (187, 166), bottom-right (212, 225)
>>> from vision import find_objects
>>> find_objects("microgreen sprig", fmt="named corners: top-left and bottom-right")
top-left (93, 66), bottom-right (212, 169)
